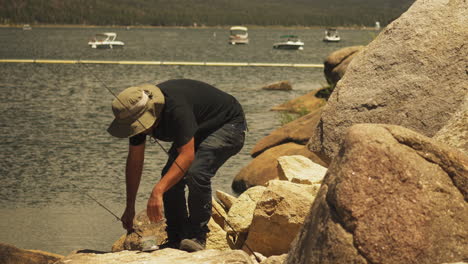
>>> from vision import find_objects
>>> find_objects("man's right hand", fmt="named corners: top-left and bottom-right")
top-left (121, 207), bottom-right (135, 231)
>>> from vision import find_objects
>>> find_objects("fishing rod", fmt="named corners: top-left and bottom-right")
top-left (34, 53), bottom-right (260, 261)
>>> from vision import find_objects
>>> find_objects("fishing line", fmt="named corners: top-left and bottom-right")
top-left (78, 62), bottom-right (260, 261)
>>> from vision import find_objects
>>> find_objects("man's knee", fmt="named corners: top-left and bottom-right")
top-left (186, 171), bottom-right (212, 193)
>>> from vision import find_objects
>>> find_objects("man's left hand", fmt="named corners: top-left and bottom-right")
top-left (147, 191), bottom-right (164, 223)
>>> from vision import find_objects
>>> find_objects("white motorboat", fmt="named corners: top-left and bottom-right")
top-left (323, 28), bottom-right (340, 42)
top-left (229, 26), bottom-right (249, 45)
top-left (22, 24), bottom-right (32, 30)
top-left (273, 35), bottom-right (304, 50)
top-left (88, 32), bottom-right (125, 49)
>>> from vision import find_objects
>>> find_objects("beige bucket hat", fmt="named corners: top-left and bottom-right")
top-left (107, 83), bottom-right (165, 138)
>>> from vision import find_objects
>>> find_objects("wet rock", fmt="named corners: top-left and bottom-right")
top-left (309, 0), bottom-right (468, 160)
top-left (287, 124), bottom-right (468, 264)
top-left (262, 81), bottom-right (292, 91)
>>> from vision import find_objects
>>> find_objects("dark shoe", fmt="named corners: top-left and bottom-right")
top-left (179, 237), bottom-right (206, 252)
top-left (158, 239), bottom-right (181, 249)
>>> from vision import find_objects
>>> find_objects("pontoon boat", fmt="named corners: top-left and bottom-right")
top-left (88, 33), bottom-right (125, 49)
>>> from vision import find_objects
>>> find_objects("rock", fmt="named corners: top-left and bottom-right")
top-left (323, 46), bottom-right (364, 86)
top-left (0, 242), bottom-right (63, 264)
top-left (260, 254), bottom-right (288, 264)
top-left (56, 248), bottom-right (255, 264)
top-left (216, 190), bottom-right (237, 211)
top-left (250, 108), bottom-right (326, 159)
top-left (270, 90), bottom-right (326, 113)
top-left (206, 219), bottom-right (231, 250)
top-left (277, 155), bottom-right (327, 185)
top-left (309, 0), bottom-right (468, 160)
top-left (244, 181), bottom-right (319, 257)
top-left (225, 186), bottom-right (266, 235)
top-left (433, 95), bottom-right (468, 154)
top-left (113, 205), bottom-right (233, 252)
top-left (112, 210), bottom-right (167, 252)
top-left (262, 81), bottom-right (292, 91)
top-left (233, 143), bottom-right (325, 193)
top-left (212, 198), bottom-right (229, 229)
top-left (286, 124), bottom-right (468, 264)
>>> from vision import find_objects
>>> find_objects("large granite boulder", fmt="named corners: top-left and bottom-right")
top-left (250, 107), bottom-right (325, 158)
top-left (232, 143), bottom-right (325, 193)
top-left (433, 95), bottom-right (468, 154)
top-left (244, 181), bottom-right (320, 257)
top-left (323, 46), bottom-right (364, 86)
top-left (56, 248), bottom-right (254, 264)
top-left (309, 0), bottom-right (468, 160)
top-left (0, 243), bottom-right (63, 264)
top-left (286, 124), bottom-right (468, 264)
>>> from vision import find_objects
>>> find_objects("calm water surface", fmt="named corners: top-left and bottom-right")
top-left (0, 27), bottom-right (376, 254)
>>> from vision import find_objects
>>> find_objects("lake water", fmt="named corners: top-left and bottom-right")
top-left (0, 26), bottom-right (376, 255)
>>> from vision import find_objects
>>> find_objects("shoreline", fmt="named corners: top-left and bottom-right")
top-left (2, 23), bottom-right (379, 31)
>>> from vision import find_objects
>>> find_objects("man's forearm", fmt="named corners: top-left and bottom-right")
top-left (154, 151), bottom-right (193, 194)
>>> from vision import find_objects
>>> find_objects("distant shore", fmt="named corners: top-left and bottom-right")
top-left (2, 24), bottom-right (380, 31)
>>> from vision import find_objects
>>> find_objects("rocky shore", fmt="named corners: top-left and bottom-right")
top-left (2, 0), bottom-right (467, 263)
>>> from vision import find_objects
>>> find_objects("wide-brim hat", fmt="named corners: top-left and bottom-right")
top-left (107, 83), bottom-right (165, 138)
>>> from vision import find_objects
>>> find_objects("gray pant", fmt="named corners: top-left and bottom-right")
top-left (161, 122), bottom-right (245, 240)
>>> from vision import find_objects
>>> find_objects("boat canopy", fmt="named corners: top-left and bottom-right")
top-left (100, 32), bottom-right (117, 37)
top-left (230, 26), bottom-right (248, 31)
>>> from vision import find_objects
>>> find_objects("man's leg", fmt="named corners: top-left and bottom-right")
top-left (180, 123), bottom-right (245, 251)
top-left (160, 146), bottom-right (189, 248)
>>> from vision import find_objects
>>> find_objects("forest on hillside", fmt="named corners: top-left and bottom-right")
top-left (1, 0), bottom-right (415, 27)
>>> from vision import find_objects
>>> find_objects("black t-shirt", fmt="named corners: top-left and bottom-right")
top-left (129, 79), bottom-right (245, 147)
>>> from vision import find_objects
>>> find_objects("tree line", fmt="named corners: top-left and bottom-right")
top-left (1, 0), bottom-right (415, 27)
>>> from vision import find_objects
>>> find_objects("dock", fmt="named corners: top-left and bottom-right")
top-left (0, 59), bottom-right (324, 68)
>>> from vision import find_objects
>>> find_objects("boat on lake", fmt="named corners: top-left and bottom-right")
top-left (22, 24), bottom-right (32, 30)
top-left (323, 28), bottom-right (340, 42)
top-left (228, 26), bottom-right (249, 45)
top-left (88, 32), bottom-right (125, 49)
top-left (273, 35), bottom-right (304, 50)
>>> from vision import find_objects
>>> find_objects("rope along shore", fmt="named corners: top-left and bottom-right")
top-left (0, 59), bottom-right (324, 68)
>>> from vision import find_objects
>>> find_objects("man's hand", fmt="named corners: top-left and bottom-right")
top-left (121, 207), bottom-right (135, 231)
top-left (147, 190), bottom-right (164, 223)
